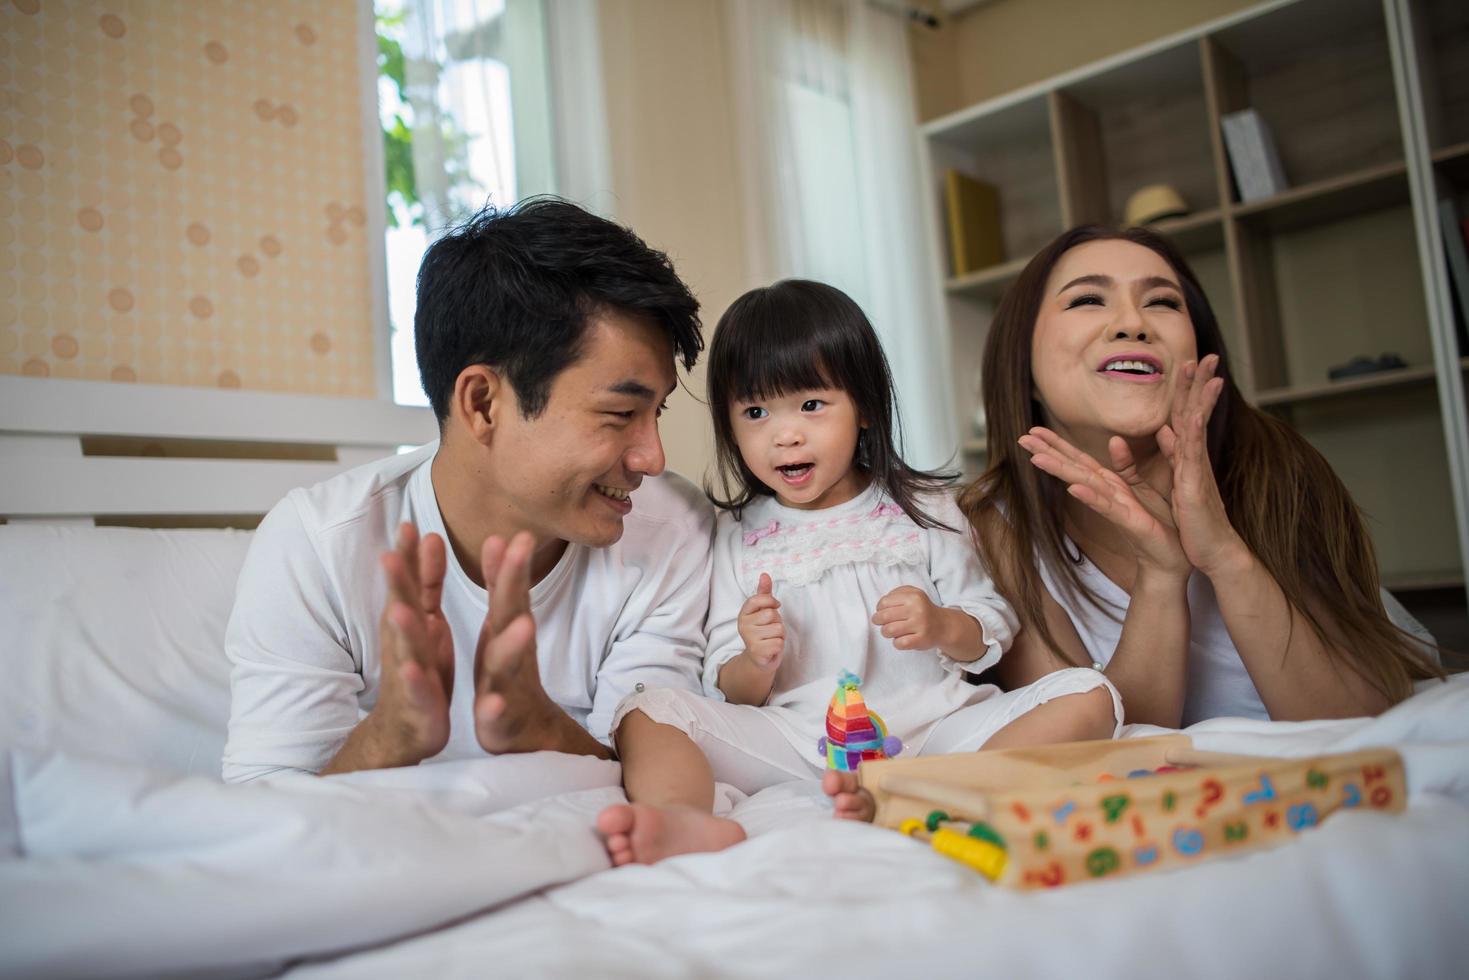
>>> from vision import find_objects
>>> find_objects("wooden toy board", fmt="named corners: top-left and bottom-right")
top-left (858, 736), bottom-right (1406, 890)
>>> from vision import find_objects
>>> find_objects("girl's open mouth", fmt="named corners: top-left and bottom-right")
top-left (776, 463), bottom-right (814, 485)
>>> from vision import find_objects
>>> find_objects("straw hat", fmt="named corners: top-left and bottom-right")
top-left (1124, 184), bottom-right (1189, 226)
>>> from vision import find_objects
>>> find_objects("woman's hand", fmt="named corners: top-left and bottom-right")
top-left (1020, 428), bottom-right (1192, 579)
top-left (1157, 354), bottom-right (1249, 578)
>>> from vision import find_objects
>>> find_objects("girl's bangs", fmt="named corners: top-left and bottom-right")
top-left (727, 327), bottom-right (835, 403)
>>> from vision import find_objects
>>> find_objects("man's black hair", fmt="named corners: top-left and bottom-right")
top-left (414, 197), bottom-right (703, 422)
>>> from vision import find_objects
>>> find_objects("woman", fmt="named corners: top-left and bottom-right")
top-left (961, 225), bottom-right (1442, 727)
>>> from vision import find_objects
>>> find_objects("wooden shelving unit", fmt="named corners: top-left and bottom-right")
top-left (1383, 571), bottom-right (1466, 593)
top-left (1253, 365), bottom-right (1438, 407)
top-left (1228, 161), bottom-right (1409, 233)
top-left (1432, 141), bottom-right (1469, 184)
top-left (1149, 209), bottom-right (1225, 252)
top-left (920, 0), bottom-right (1469, 631)
top-left (1254, 357), bottom-right (1469, 408)
top-left (946, 256), bottom-right (1029, 301)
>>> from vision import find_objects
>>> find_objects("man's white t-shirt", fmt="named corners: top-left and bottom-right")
top-left (222, 443), bottom-right (714, 782)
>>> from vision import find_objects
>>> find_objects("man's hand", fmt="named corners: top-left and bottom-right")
top-left (473, 531), bottom-right (571, 754)
top-left (737, 573), bottom-right (784, 673)
top-left (323, 523), bottom-right (453, 773)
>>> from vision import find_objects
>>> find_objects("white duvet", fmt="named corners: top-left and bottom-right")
top-left (3, 526), bottom-right (1466, 978)
top-left (5, 675), bottom-right (1469, 980)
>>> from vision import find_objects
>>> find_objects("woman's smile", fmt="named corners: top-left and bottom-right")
top-left (1096, 351), bottom-right (1165, 384)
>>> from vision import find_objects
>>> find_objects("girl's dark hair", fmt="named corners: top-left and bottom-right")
top-left (706, 279), bottom-right (956, 527)
top-left (960, 224), bottom-right (1443, 705)
top-left (414, 196), bottom-right (703, 422)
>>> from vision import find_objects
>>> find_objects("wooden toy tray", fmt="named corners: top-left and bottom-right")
top-left (859, 736), bottom-right (1405, 889)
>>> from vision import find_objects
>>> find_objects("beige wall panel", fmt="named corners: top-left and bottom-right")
top-left (598, 0), bottom-right (752, 486)
top-left (913, 0), bottom-right (1261, 120)
top-left (0, 0), bottom-right (376, 396)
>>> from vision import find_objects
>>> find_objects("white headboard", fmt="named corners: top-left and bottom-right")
top-left (0, 376), bottom-right (438, 524)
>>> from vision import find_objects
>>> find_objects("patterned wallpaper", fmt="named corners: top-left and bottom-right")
top-left (0, 0), bottom-right (377, 396)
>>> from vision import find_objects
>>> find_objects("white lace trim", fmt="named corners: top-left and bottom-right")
top-left (740, 502), bottom-right (925, 589)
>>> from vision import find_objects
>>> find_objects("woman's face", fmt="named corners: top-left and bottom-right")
top-left (1029, 239), bottom-right (1199, 444)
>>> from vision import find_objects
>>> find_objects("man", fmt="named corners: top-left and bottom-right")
top-left (222, 198), bottom-right (713, 782)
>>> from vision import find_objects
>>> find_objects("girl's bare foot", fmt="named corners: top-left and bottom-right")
top-left (595, 803), bottom-right (746, 866)
top-left (821, 770), bottom-right (876, 822)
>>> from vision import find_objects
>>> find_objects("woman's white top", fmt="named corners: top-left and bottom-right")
top-left (1039, 555), bottom-right (1267, 724)
top-left (1039, 550), bottom-right (1437, 725)
top-left (704, 483), bottom-right (1019, 755)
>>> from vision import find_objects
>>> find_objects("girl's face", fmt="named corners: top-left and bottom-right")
top-left (1030, 239), bottom-right (1199, 444)
top-left (730, 386), bottom-right (865, 510)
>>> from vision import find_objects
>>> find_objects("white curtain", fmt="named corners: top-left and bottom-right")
top-left (544, 0), bottom-right (615, 216)
top-left (397, 0), bottom-right (556, 230)
top-left (383, 0), bottom-right (558, 404)
top-left (724, 0), bottom-right (958, 470)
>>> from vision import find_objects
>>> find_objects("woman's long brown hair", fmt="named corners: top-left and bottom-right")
top-left (959, 225), bottom-right (1443, 705)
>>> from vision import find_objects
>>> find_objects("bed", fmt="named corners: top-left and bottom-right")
top-left (3, 375), bottom-right (1468, 979)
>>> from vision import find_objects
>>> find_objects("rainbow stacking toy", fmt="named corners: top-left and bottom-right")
top-left (818, 670), bottom-right (903, 771)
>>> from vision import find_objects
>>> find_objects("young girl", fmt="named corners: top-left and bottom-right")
top-left (597, 280), bottom-right (1121, 865)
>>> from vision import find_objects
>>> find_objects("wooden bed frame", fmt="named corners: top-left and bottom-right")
top-left (0, 375), bottom-right (437, 525)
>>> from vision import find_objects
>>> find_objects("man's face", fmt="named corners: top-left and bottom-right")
top-left (489, 310), bottom-right (677, 549)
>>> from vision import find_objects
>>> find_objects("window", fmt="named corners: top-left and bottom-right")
top-left (375, 0), bottom-right (556, 406)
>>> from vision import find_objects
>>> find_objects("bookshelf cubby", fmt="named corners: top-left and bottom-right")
top-left (1404, 0), bottom-right (1469, 655)
top-left (918, 0), bottom-right (1469, 641)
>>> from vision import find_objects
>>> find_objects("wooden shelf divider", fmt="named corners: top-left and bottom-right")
top-left (1230, 161), bottom-right (1410, 233)
top-left (1432, 141), bottom-right (1469, 183)
top-left (946, 255), bottom-right (1029, 299)
top-left (1254, 365), bottom-right (1437, 407)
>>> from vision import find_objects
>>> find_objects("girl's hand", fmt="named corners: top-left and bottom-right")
top-left (1156, 355), bottom-right (1249, 577)
top-left (738, 573), bottom-right (785, 672)
top-left (1021, 428), bottom-right (1192, 579)
top-left (872, 586), bottom-right (948, 651)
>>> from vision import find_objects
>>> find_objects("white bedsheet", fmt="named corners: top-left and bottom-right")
top-left (5, 675), bottom-right (1468, 979)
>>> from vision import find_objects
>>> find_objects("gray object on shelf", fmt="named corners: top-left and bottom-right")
top-left (1221, 108), bottom-right (1288, 202)
top-left (1326, 353), bottom-right (1407, 380)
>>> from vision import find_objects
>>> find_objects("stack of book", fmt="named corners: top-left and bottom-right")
top-left (944, 170), bottom-right (1005, 277)
top-left (1221, 108), bottom-right (1288, 202)
top-left (1441, 199), bottom-right (1469, 353)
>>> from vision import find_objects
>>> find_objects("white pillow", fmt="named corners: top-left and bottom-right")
top-left (0, 525), bottom-right (252, 777)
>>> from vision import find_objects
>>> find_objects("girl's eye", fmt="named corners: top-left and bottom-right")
top-left (1146, 296), bottom-right (1182, 311)
top-left (800, 399), bottom-right (825, 412)
top-left (742, 406), bottom-right (767, 420)
top-left (1066, 293), bottom-right (1103, 309)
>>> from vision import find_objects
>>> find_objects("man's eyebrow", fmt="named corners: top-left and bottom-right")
top-left (605, 380), bottom-right (659, 400)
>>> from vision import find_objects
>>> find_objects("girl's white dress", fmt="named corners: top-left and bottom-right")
top-left (615, 483), bottom-right (1120, 794)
